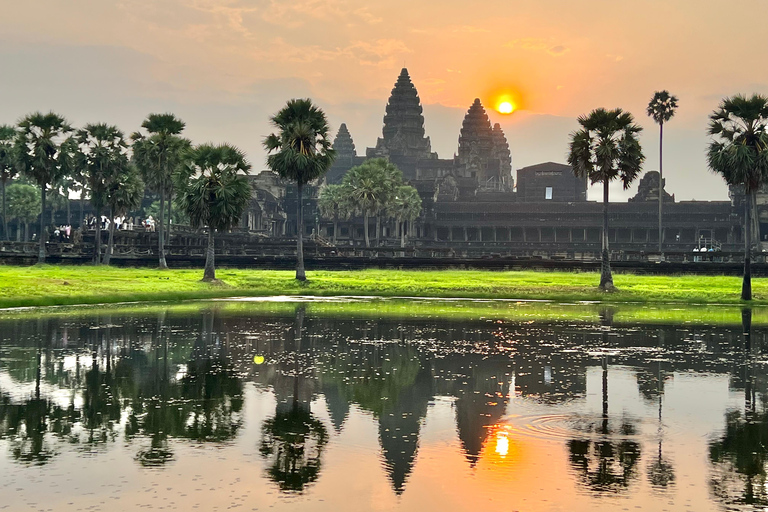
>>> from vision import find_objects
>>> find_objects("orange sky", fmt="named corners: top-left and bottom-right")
top-left (3, 0), bottom-right (768, 200)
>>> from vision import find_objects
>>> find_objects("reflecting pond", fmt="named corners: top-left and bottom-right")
top-left (1, 299), bottom-right (768, 511)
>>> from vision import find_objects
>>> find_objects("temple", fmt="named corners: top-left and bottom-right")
top-left (247, 67), bottom-right (741, 259)
top-left (7, 68), bottom-right (746, 262)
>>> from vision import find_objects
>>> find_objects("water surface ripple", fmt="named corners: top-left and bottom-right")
top-left (0, 299), bottom-right (766, 511)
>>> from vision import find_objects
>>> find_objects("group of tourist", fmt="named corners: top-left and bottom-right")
top-left (81, 215), bottom-right (157, 232)
top-left (51, 224), bottom-right (73, 242)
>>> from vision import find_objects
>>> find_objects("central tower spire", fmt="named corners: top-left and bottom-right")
top-left (367, 68), bottom-right (436, 160)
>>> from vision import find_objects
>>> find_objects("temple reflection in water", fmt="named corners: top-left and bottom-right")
top-left (1, 303), bottom-right (767, 510)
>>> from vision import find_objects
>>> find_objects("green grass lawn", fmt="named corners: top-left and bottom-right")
top-left (0, 264), bottom-right (765, 309)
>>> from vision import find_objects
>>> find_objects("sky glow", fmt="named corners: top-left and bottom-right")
top-left (3, 0), bottom-right (768, 200)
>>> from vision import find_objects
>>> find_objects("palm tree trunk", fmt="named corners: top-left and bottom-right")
top-left (1, 179), bottom-right (7, 241)
top-left (203, 227), bottom-right (216, 281)
top-left (752, 191), bottom-right (760, 244)
top-left (658, 121), bottom-right (664, 259)
top-left (79, 195), bottom-right (84, 229)
top-left (104, 206), bottom-right (115, 265)
top-left (363, 211), bottom-right (370, 248)
top-left (296, 182), bottom-right (306, 281)
top-left (158, 192), bottom-right (168, 269)
top-left (599, 180), bottom-right (614, 290)
top-left (66, 194), bottom-right (71, 226)
top-left (167, 193), bottom-right (172, 238)
top-left (22, 220), bottom-right (27, 242)
top-left (38, 184), bottom-right (46, 263)
top-left (333, 219), bottom-right (338, 245)
top-left (94, 206), bottom-right (102, 265)
top-left (375, 216), bottom-right (381, 246)
top-left (743, 188), bottom-right (753, 301)
top-left (400, 221), bottom-right (405, 248)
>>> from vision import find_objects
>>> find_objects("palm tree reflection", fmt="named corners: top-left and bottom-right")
top-left (568, 358), bottom-right (642, 493)
top-left (0, 336), bottom-right (58, 465)
top-left (709, 308), bottom-right (768, 507)
top-left (259, 307), bottom-right (328, 492)
top-left (125, 309), bottom-right (243, 467)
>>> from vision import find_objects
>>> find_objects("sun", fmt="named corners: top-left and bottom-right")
top-left (497, 101), bottom-right (515, 114)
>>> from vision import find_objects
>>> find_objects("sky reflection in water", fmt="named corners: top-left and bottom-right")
top-left (0, 301), bottom-right (766, 511)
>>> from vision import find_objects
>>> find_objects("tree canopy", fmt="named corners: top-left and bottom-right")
top-left (0, 124), bottom-right (18, 240)
top-left (76, 123), bottom-right (137, 264)
top-left (15, 111), bottom-right (75, 262)
top-left (707, 94), bottom-right (768, 194)
top-left (568, 108), bottom-right (644, 189)
top-left (647, 91), bottom-right (679, 125)
top-left (177, 143), bottom-right (252, 281)
top-left (338, 158), bottom-right (419, 247)
top-left (6, 183), bottom-right (41, 240)
top-left (264, 99), bottom-right (335, 186)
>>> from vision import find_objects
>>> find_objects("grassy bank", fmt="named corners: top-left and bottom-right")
top-left (0, 296), bottom-right (766, 327)
top-left (0, 265), bottom-right (766, 309)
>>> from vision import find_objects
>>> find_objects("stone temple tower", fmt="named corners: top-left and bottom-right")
top-left (333, 123), bottom-right (357, 160)
top-left (491, 123), bottom-right (513, 189)
top-left (457, 98), bottom-right (495, 167)
top-left (367, 68), bottom-right (436, 160)
top-left (456, 99), bottom-right (512, 190)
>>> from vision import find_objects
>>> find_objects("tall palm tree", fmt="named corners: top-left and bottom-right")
top-left (707, 94), bottom-right (768, 301)
top-left (317, 183), bottom-right (352, 244)
top-left (373, 160), bottom-right (403, 245)
top-left (264, 99), bottom-right (336, 281)
top-left (103, 166), bottom-right (144, 265)
top-left (15, 112), bottom-right (75, 263)
top-left (0, 125), bottom-right (18, 241)
top-left (647, 91), bottom-right (679, 259)
top-left (131, 113), bottom-right (190, 269)
top-left (388, 185), bottom-right (422, 248)
top-left (76, 124), bottom-right (132, 264)
top-left (177, 143), bottom-right (252, 281)
top-left (568, 108), bottom-right (645, 290)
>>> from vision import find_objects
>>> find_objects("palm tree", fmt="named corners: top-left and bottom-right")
top-left (177, 143), bottom-right (252, 282)
top-left (76, 124), bottom-right (132, 264)
top-left (374, 161), bottom-right (403, 245)
top-left (0, 125), bottom-right (18, 241)
top-left (15, 112), bottom-right (75, 263)
top-left (388, 185), bottom-right (422, 248)
top-left (264, 99), bottom-right (336, 281)
top-left (317, 184), bottom-right (352, 244)
top-left (647, 91), bottom-right (679, 259)
top-left (131, 113), bottom-right (190, 269)
top-left (568, 108), bottom-right (645, 290)
top-left (343, 158), bottom-right (402, 248)
top-left (707, 94), bottom-right (768, 301)
top-left (103, 166), bottom-right (144, 265)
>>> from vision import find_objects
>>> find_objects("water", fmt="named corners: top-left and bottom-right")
top-left (0, 299), bottom-right (766, 511)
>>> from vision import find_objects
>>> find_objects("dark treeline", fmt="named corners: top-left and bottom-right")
top-left (0, 98), bottom-right (336, 281)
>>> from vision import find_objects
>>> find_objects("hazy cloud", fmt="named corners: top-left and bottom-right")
top-left (504, 38), bottom-right (570, 56)
top-left (4, 0), bottom-right (768, 200)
